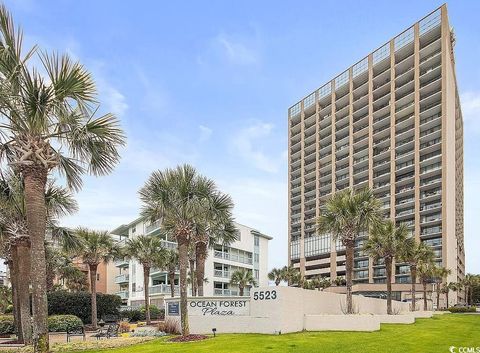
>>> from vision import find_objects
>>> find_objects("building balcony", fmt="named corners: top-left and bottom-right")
top-left (146, 220), bottom-right (161, 234)
top-left (114, 259), bottom-right (129, 268)
top-left (115, 274), bottom-right (129, 284)
top-left (116, 291), bottom-right (129, 300)
top-left (150, 284), bottom-right (179, 295)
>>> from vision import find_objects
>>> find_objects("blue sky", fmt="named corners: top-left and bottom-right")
top-left (3, 0), bottom-right (480, 273)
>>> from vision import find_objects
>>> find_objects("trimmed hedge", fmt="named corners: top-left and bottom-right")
top-left (48, 315), bottom-right (83, 332)
top-left (0, 315), bottom-right (15, 335)
top-left (48, 291), bottom-right (121, 324)
top-left (448, 306), bottom-right (477, 313)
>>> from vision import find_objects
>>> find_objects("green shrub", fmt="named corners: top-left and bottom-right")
top-left (120, 308), bottom-right (143, 322)
top-left (448, 306), bottom-right (477, 313)
top-left (140, 305), bottom-right (164, 320)
top-left (4, 305), bottom-right (13, 314)
top-left (120, 305), bottom-right (165, 322)
top-left (48, 315), bottom-right (83, 332)
top-left (0, 315), bottom-right (15, 335)
top-left (47, 291), bottom-right (121, 324)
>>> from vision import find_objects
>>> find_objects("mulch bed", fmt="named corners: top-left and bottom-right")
top-left (168, 334), bottom-right (209, 342)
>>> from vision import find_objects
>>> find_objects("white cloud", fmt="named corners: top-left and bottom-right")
top-left (461, 91), bottom-right (480, 134)
top-left (215, 33), bottom-right (259, 66)
top-left (97, 79), bottom-right (129, 117)
top-left (199, 125), bottom-right (213, 142)
top-left (231, 121), bottom-right (280, 173)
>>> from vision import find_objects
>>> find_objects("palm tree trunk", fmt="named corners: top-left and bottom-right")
top-left (195, 242), bottom-right (207, 297)
top-left (143, 266), bottom-right (151, 325)
top-left (168, 271), bottom-right (175, 297)
top-left (445, 290), bottom-right (449, 309)
top-left (345, 243), bottom-right (354, 314)
top-left (385, 258), bottom-right (393, 315)
top-left (423, 281), bottom-right (428, 311)
top-left (177, 237), bottom-right (190, 336)
top-left (8, 257), bottom-right (22, 343)
top-left (410, 265), bottom-right (417, 312)
top-left (239, 285), bottom-right (244, 296)
top-left (436, 283), bottom-right (440, 309)
top-left (89, 264), bottom-right (98, 328)
top-left (469, 286), bottom-right (473, 306)
top-left (23, 169), bottom-right (49, 353)
top-left (16, 240), bottom-right (33, 344)
top-left (189, 259), bottom-right (196, 296)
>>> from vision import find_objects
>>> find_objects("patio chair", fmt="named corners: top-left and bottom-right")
top-left (91, 326), bottom-right (109, 340)
top-left (92, 323), bottom-right (120, 340)
top-left (106, 323), bottom-right (120, 338)
top-left (66, 326), bottom-right (86, 342)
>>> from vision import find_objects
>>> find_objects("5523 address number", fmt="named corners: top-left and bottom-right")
top-left (253, 290), bottom-right (277, 300)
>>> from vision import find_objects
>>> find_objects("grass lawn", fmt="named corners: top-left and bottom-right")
top-left (83, 314), bottom-right (478, 353)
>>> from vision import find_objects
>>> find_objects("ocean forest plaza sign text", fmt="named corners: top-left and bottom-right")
top-left (188, 298), bottom-right (250, 316)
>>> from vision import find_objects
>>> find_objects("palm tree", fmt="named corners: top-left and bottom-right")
top-left (317, 188), bottom-right (382, 314)
top-left (140, 164), bottom-right (222, 336)
top-left (72, 228), bottom-right (118, 328)
top-left (45, 246), bottom-right (87, 292)
top-left (364, 221), bottom-right (407, 314)
top-left (399, 238), bottom-right (435, 311)
top-left (417, 260), bottom-right (435, 311)
top-left (194, 196), bottom-right (237, 297)
top-left (312, 276), bottom-right (331, 291)
top-left (333, 276), bottom-right (347, 286)
top-left (0, 6), bottom-right (125, 351)
top-left (159, 249), bottom-right (179, 297)
top-left (230, 269), bottom-right (257, 296)
top-left (0, 172), bottom-right (77, 344)
top-left (188, 243), bottom-right (197, 296)
top-left (123, 235), bottom-right (165, 325)
top-left (432, 266), bottom-right (451, 309)
top-left (441, 282), bottom-right (459, 309)
top-left (462, 274), bottom-right (478, 306)
top-left (281, 265), bottom-right (301, 286)
top-left (268, 268), bottom-right (284, 286)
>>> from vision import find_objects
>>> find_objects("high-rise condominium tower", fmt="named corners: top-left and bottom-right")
top-left (288, 4), bottom-right (464, 306)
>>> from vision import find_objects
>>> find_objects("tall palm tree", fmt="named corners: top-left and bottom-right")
top-left (194, 195), bottom-right (237, 297)
top-left (230, 269), bottom-right (257, 296)
top-left (0, 172), bottom-right (77, 344)
top-left (72, 228), bottom-right (118, 328)
top-left (364, 221), bottom-right (407, 314)
top-left (432, 266), bottom-right (451, 309)
top-left (417, 261), bottom-right (435, 311)
top-left (123, 235), bottom-right (165, 325)
top-left (0, 6), bottom-right (125, 351)
top-left (188, 243), bottom-right (197, 296)
top-left (399, 238), bottom-right (435, 311)
top-left (139, 164), bottom-right (220, 336)
top-left (317, 188), bottom-right (382, 314)
top-left (268, 268), bottom-right (284, 286)
top-left (159, 249), bottom-right (179, 297)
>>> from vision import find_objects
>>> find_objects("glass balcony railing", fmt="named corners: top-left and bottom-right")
top-left (115, 274), bottom-right (129, 284)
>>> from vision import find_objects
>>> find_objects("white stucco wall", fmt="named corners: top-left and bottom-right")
top-left (165, 286), bottom-right (422, 334)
